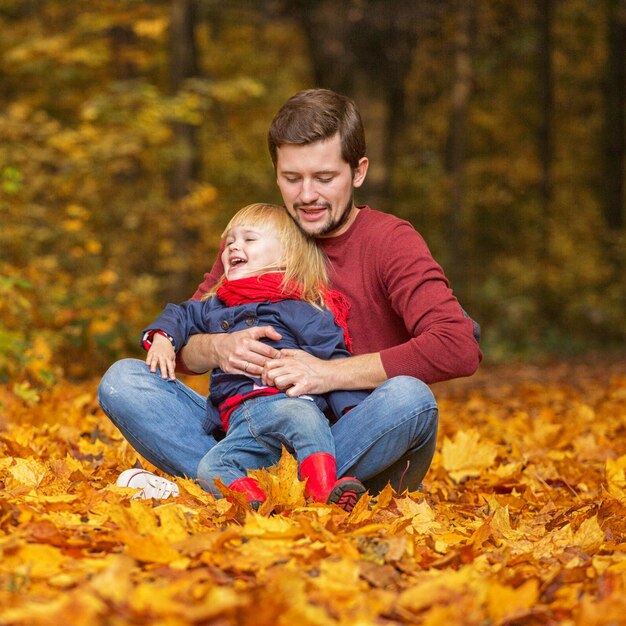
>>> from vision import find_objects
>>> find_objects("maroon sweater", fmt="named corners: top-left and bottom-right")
top-left (191, 206), bottom-right (481, 384)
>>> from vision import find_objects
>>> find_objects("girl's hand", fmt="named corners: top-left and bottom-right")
top-left (146, 333), bottom-right (177, 380)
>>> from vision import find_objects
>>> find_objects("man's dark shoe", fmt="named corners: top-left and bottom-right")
top-left (327, 477), bottom-right (366, 512)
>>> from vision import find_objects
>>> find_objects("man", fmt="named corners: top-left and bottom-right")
top-left (98, 88), bottom-right (481, 500)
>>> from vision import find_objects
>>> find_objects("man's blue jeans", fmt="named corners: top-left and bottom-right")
top-left (97, 358), bottom-right (439, 493)
top-left (196, 394), bottom-right (335, 495)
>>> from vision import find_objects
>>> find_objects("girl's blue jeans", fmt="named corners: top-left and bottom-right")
top-left (98, 358), bottom-right (439, 493)
top-left (197, 393), bottom-right (335, 494)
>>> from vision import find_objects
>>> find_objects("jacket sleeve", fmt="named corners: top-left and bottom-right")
top-left (293, 305), bottom-right (369, 418)
top-left (143, 299), bottom-right (217, 352)
top-left (175, 247), bottom-right (224, 373)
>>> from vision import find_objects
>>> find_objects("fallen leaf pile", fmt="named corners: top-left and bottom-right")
top-left (1, 358), bottom-right (625, 625)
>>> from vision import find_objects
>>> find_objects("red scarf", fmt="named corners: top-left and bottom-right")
top-left (217, 273), bottom-right (353, 351)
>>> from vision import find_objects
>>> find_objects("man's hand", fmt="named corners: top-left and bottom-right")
top-left (262, 349), bottom-right (333, 396)
top-left (263, 349), bottom-right (388, 395)
top-left (181, 326), bottom-right (283, 377)
top-left (146, 333), bottom-right (177, 380)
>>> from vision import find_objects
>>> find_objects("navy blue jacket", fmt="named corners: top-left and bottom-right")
top-left (144, 297), bottom-right (368, 428)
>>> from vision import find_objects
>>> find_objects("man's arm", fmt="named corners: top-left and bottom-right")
top-left (179, 329), bottom-right (282, 375)
top-left (354, 219), bottom-right (481, 384)
top-left (177, 333), bottom-right (220, 375)
top-left (266, 219), bottom-right (481, 392)
top-left (261, 305), bottom-right (387, 395)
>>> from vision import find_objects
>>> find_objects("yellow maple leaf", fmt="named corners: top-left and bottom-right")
top-left (242, 512), bottom-right (303, 539)
top-left (420, 598), bottom-right (483, 626)
top-left (0, 597), bottom-right (70, 626)
top-left (88, 554), bottom-right (135, 605)
top-left (605, 454), bottom-right (626, 502)
top-left (314, 557), bottom-right (367, 600)
top-left (120, 530), bottom-right (181, 564)
top-left (486, 578), bottom-right (539, 623)
top-left (4, 456), bottom-right (47, 491)
top-left (2, 543), bottom-right (67, 579)
top-left (178, 476), bottom-right (216, 504)
top-left (441, 429), bottom-right (499, 482)
top-left (153, 502), bottom-right (199, 542)
top-left (372, 482), bottom-right (395, 510)
top-left (398, 566), bottom-right (484, 614)
top-left (251, 447), bottom-right (307, 509)
top-left (487, 498), bottom-right (525, 540)
top-left (527, 514), bottom-right (605, 561)
top-left (573, 515), bottom-right (605, 554)
top-left (395, 496), bottom-right (440, 534)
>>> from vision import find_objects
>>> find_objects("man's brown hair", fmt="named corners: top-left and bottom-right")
top-left (268, 89), bottom-right (366, 170)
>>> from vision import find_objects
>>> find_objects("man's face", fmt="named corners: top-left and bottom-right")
top-left (275, 133), bottom-right (368, 238)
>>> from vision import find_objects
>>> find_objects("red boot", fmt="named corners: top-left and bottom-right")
top-left (299, 452), bottom-right (337, 502)
top-left (228, 477), bottom-right (266, 511)
top-left (299, 452), bottom-right (367, 512)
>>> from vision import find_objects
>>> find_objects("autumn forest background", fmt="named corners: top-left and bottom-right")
top-left (1, 0), bottom-right (625, 387)
top-left (1, 2), bottom-right (626, 625)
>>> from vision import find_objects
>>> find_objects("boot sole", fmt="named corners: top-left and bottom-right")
top-left (327, 478), bottom-right (366, 512)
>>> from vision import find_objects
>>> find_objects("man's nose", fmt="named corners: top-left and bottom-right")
top-left (300, 179), bottom-right (319, 203)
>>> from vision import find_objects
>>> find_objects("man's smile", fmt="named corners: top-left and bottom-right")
top-left (295, 202), bottom-right (331, 222)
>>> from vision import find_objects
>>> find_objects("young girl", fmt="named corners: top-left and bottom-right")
top-left (143, 203), bottom-right (368, 511)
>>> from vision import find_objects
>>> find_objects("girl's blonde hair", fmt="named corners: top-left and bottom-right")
top-left (204, 203), bottom-right (329, 306)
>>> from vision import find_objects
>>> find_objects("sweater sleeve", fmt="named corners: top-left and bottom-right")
top-left (190, 244), bottom-right (225, 301)
top-left (377, 222), bottom-right (482, 383)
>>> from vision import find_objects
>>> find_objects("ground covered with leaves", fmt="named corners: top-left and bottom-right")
top-left (1, 358), bottom-right (625, 625)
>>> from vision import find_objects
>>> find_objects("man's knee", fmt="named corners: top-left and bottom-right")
top-left (196, 453), bottom-right (218, 483)
top-left (380, 376), bottom-right (437, 414)
top-left (195, 457), bottom-right (221, 496)
top-left (99, 358), bottom-right (144, 389)
top-left (97, 358), bottom-right (145, 413)
top-left (379, 377), bottom-right (439, 449)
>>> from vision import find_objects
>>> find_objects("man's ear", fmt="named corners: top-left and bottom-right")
top-left (353, 157), bottom-right (369, 188)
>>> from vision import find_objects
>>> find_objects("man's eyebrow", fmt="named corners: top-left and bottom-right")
top-left (279, 169), bottom-right (339, 176)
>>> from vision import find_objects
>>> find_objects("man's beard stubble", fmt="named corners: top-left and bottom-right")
top-left (292, 194), bottom-right (354, 238)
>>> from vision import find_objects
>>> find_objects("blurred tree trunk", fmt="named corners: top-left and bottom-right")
top-left (287, 1), bottom-right (441, 209)
top-left (603, 0), bottom-right (626, 230)
top-left (167, 0), bottom-right (200, 298)
top-left (536, 0), bottom-right (556, 327)
top-left (444, 0), bottom-right (475, 293)
top-left (107, 25), bottom-right (138, 79)
top-left (537, 0), bottom-right (553, 234)
top-left (169, 0), bottom-right (199, 200)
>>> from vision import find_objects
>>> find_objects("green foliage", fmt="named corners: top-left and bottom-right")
top-left (0, 273), bottom-right (35, 383)
top-left (0, 1), bottom-right (303, 382)
top-left (0, 0), bottom-right (624, 384)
